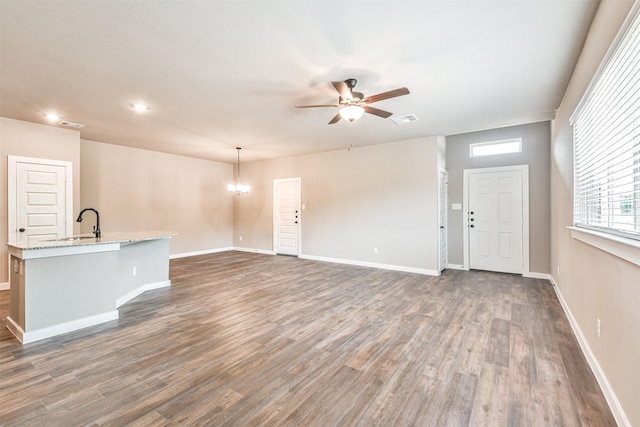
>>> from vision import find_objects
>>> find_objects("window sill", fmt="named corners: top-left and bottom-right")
top-left (568, 226), bottom-right (640, 268)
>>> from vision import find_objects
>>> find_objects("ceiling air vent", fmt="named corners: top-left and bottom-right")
top-left (58, 120), bottom-right (85, 129)
top-left (390, 114), bottom-right (419, 124)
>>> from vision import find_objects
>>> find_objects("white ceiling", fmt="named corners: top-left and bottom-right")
top-left (0, 0), bottom-right (599, 164)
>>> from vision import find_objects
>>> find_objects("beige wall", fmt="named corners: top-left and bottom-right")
top-left (446, 121), bottom-right (551, 274)
top-left (235, 137), bottom-right (443, 273)
top-left (0, 117), bottom-right (81, 284)
top-left (551, 1), bottom-right (639, 425)
top-left (80, 140), bottom-right (233, 255)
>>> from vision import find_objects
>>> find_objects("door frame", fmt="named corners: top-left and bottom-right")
top-left (438, 168), bottom-right (448, 273)
top-left (272, 177), bottom-right (301, 256)
top-left (462, 164), bottom-right (529, 275)
top-left (7, 155), bottom-right (74, 244)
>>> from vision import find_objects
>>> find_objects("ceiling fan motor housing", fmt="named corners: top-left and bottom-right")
top-left (340, 93), bottom-right (364, 104)
top-left (344, 79), bottom-right (363, 101)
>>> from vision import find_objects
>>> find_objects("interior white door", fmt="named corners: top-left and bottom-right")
top-left (9, 157), bottom-right (72, 244)
top-left (468, 169), bottom-right (523, 274)
top-left (274, 178), bottom-right (300, 256)
top-left (438, 170), bottom-right (448, 272)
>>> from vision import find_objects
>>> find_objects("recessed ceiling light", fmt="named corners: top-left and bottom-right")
top-left (44, 113), bottom-right (61, 122)
top-left (131, 102), bottom-right (149, 112)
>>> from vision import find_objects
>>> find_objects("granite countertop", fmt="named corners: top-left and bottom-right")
top-left (7, 231), bottom-right (177, 251)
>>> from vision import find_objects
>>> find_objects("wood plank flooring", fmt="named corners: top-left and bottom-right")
top-left (0, 251), bottom-right (615, 426)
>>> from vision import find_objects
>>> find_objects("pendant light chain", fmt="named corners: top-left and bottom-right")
top-left (236, 147), bottom-right (241, 187)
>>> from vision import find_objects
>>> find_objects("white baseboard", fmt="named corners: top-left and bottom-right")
top-left (0, 282), bottom-right (8, 291)
top-left (171, 248), bottom-right (434, 276)
top-left (170, 247), bottom-right (233, 259)
top-left (552, 279), bottom-right (630, 427)
top-left (116, 280), bottom-right (171, 308)
top-left (173, 248), bottom-right (436, 276)
top-left (233, 246), bottom-right (276, 255)
top-left (443, 266), bottom-right (552, 281)
top-left (171, 247), bottom-right (278, 259)
top-left (523, 271), bottom-right (552, 281)
top-left (6, 311), bottom-right (119, 344)
top-left (299, 254), bottom-right (440, 276)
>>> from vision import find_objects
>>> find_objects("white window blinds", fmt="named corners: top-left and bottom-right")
top-left (572, 7), bottom-right (640, 241)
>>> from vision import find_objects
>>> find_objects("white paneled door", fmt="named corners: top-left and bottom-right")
top-left (468, 169), bottom-right (523, 274)
top-left (273, 178), bottom-right (301, 256)
top-left (8, 156), bottom-right (73, 244)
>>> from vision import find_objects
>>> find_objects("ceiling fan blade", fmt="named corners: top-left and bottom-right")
top-left (328, 113), bottom-right (342, 124)
top-left (332, 81), bottom-right (352, 101)
top-left (363, 87), bottom-right (410, 104)
top-left (363, 105), bottom-right (393, 119)
top-left (295, 104), bottom-right (340, 108)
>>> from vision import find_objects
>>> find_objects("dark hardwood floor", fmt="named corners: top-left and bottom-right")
top-left (0, 251), bottom-right (615, 426)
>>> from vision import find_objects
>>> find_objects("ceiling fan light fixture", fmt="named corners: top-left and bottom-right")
top-left (339, 105), bottom-right (364, 122)
top-left (296, 79), bottom-right (409, 125)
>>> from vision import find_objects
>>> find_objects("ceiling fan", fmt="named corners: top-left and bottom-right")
top-left (295, 79), bottom-right (410, 124)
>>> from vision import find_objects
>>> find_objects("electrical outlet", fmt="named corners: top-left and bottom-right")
top-left (239, 235), bottom-right (243, 241)
top-left (597, 318), bottom-right (602, 339)
top-left (374, 247), bottom-right (378, 254)
top-left (133, 266), bottom-right (137, 277)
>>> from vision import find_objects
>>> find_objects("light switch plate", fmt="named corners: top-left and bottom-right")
top-left (452, 203), bottom-right (462, 210)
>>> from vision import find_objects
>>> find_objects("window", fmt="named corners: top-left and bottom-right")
top-left (572, 7), bottom-right (640, 241)
top-left (469, 138), bottom-right (522, 157)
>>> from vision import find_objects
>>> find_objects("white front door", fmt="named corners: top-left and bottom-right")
top-left (274, 178), bottom-right (301, 256)
top-left (8, 156), bottom-right (73, 244)
top-left (467, 168), bottom-right (523, 274)
top-left (438, 169), bottom-right (448, 272)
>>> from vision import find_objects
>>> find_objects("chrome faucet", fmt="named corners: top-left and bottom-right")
top-left (76, 208), bottom-right (101, 238)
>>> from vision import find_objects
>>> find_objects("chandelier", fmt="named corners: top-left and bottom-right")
top-left (228, 147), bottom-right (250, 195)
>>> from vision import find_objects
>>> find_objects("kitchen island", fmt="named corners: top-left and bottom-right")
top-left (6, 231), bottom-right (175, 344)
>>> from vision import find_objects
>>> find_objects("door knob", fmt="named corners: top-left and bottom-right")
top-left (470, 224), bottom-right (475, 228)
top-left (19, 228), bottom-right (25, 232)
top-left (295, 221), bottom-right (298, 224)
top-left (440, 226), bottom-right (444, 229)
top-left (470, 218), bottom-right (474, 221)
